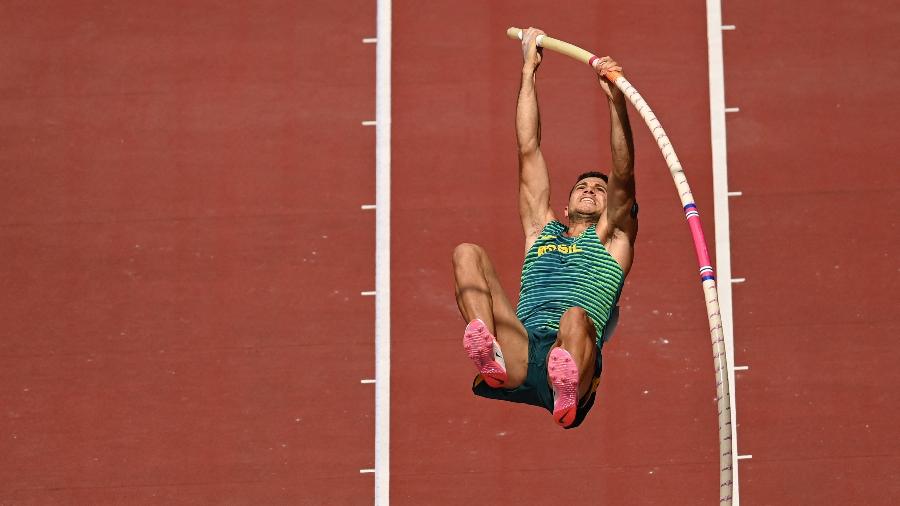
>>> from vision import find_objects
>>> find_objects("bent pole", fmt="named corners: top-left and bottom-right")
top-left (507, 26), bottom-right (734, 505)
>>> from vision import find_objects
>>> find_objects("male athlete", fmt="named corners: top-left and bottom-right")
top-left (452, 27), bottom-right (637, 429)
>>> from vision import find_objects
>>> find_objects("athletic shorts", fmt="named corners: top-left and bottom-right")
top-left (472, 325), bottom-right (603, 429)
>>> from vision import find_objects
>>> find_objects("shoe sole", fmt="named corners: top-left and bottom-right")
top-left (548, 347), bottom-right (579, 427)
top-left (463, 319), bottom-right (507, 388)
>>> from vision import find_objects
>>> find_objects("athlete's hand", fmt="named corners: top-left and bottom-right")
top-left (593, 56), bottom-right (624, 101)
top-left (521, 27), bottom-right (544, 73)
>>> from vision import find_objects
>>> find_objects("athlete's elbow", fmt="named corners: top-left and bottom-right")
top-left (518, 140), bottom-right (539, 157)
top-left (611, 161), bottom-right (634, 180)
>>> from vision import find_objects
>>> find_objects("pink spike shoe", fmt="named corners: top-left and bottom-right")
top-left (548, 347), bottom-right (579, 427)
top-left (463, 319), bottom-right (507, 388)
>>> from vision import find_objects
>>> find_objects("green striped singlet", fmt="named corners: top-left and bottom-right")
top-left (516, 220), bottom-right (625, 341)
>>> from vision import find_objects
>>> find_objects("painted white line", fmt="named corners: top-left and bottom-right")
top-left (361, 204), bottom-right (377, 210)
top-left (737, 455), bottom-right (753, 460)
top-left (361, 291), bottom-right (376, 296)
top-left (374, 1), bottom-right (392, 503)
top-left (725, 107), bottom-right (740, 113)
top-left (722, 25), bottom-right (736, 30)
top-left (362, 37), bottom-right (377, 43)
top-left (361, 379), bottom-right (376, 384)
top-left (362, 120), bottom-right (377, 126)
top-left (734, 366), bottom-right (749, 371)
top-left (731, 278), bottom-right (746, 284)
top-left (360, 468), bottom-right (375, 474)
top-left (727, 191), bottom-right (743, 197)
top-left (707, 0), bottom-right (740, 503)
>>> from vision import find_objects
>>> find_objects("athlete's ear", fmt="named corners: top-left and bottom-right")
top-left (563, 206), bottom-right (569, 218)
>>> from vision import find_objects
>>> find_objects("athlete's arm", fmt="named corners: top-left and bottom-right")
top-left (595, 57), bottom-right (637, 274)
top-left (517, 28), bottom-right (555, 248)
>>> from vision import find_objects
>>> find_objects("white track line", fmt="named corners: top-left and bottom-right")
top-left (737, 455), bottom-right (753, 460)
top-left (361, 379), bottom-right (376, 384)
top-left (731, 278), bottom-right (746, 284)
top-left (362, 37), bottom-right (377, 44)
top-left (360, 468), bottom-right (375, 474)
top-left (361, 291), bottom-right (376, 296)
top-left (734, 366), bottom-right (749, 371)
top-left (374, 0), bottom-right (392, 504)
top-left (362, 120), bottom-right (377, 126)
top-left (361, 204), bottom-right (377, 210)
top-left (707, 0), bottom-right (740, 503)
top-left (727, 191), bottom-right (743, 197)
top-left (725, 107), bottom-right (740, 113)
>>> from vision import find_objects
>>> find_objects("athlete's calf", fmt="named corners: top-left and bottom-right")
top-left (452, 243), bottom-right (530, 388)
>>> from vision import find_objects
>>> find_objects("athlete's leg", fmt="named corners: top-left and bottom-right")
top-left (546, 307), bottom-right (599, 426)
top-left (452, 243), bottom-right (529, 387)
top-left (552, 307), bottom-right (598, 400)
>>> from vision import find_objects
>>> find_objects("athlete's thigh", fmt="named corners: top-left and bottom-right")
top-left (477, 248), bottom-right (528, 349)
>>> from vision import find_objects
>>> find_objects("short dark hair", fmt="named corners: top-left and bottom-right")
top-left (570, 171), bottom-right (608, 196)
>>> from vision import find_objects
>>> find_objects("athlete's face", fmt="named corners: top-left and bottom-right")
top-left (565, 177), bottom-right (608, 219)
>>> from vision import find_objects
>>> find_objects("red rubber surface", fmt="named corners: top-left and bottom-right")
top-left (1, 1), bottom-right (896, 505)
top-left (1, 2), bottom-right (377, 504)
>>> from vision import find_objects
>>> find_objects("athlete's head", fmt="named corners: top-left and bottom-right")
top-left (564, 171), bottom-right (609, 223)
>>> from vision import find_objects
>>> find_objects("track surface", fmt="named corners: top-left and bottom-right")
top-left (1, 1), bottom-right (897, 504)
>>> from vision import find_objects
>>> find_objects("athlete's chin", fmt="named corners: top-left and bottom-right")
top-left (576, 204), bottom-right (604, 215)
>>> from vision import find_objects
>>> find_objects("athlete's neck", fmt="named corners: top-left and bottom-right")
top-left (564, 218), bottom-right (595, 237)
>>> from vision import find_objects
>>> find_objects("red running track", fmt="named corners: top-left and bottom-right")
top-left (1, 1), bottom-right (897, 505)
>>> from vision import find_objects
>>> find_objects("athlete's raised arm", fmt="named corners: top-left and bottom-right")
top-left (517, 27), bottom-right (555, 248)
top-left (594, 57), bottom-right (637, 274)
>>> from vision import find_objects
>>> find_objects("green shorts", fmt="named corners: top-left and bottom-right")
top-left (472, 325), bottom-right (603, 429)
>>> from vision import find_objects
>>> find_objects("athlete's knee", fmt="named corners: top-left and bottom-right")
top-left (452, 242), bottom-right (484, 267)
top-left (559, 307), bottom-right (595, 337)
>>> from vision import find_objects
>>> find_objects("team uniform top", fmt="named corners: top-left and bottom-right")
top-left (516, 220), bottom-right (625, 341)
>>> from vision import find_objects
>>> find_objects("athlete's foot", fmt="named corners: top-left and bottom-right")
top-left (463, 319), bottom-right (508, 388)
top-left (548, 347), bottom-right (579, 428)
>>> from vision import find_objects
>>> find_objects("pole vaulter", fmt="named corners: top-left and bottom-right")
top-left (504, 27), bottom-right (735, 504)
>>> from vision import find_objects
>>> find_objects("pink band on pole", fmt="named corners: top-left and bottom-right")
top-left (588, 55), bottom-right (600, 68)
top-left (687, 216), bottom-right (712, 272)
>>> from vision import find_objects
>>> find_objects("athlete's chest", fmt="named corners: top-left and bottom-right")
top-left (529, 232), bottom-right (604, 269)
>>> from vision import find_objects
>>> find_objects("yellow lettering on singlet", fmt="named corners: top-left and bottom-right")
top-left (537, 242), bottom-right (583, 257)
